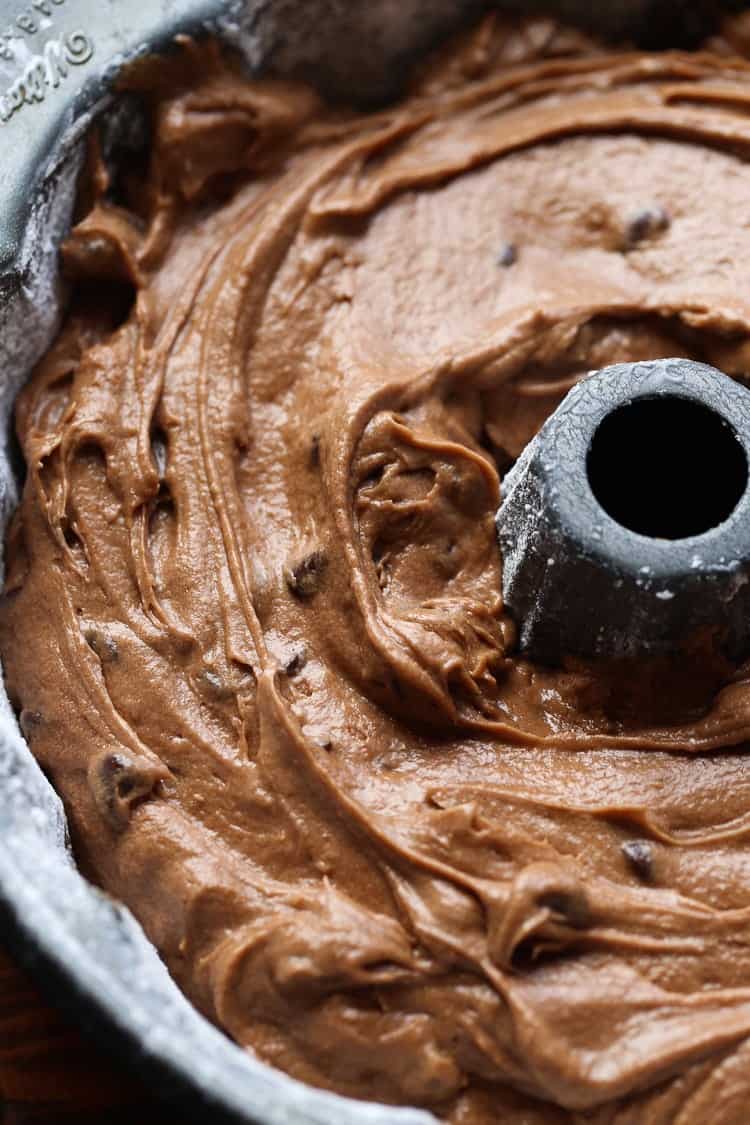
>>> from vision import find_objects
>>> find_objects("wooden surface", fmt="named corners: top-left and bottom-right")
top-left (0, 946), bottom-right (168, 1124)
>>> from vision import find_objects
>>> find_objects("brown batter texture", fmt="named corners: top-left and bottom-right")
top-left (6, 13), bottom-right (750, 1123)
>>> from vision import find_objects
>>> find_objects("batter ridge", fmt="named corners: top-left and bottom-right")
top-left (5, 14), bottom-right (750, 1123)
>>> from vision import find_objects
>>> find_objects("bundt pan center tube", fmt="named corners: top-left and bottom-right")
top-left (0, 2), bottom-right (747, 1124)
top-left (497, 359), bottom-right (750, 665)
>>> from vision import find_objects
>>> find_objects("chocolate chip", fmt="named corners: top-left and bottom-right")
top-left (84, 627), bottom-right (119, 662)
top-left (309, 434), bottom-right (321, 468)
top-left (283, 648), bottom-right (307, 677)
top-left (624, 205), bottom-right (670, 247)
top-left (622, 839), bottom-right (654, 882)
top-left (285, 550), bottom-right (328, 599)
top-left (497, 241), bottom-right (518, 268)
top-left (88, 750), bottom-right (166, 830)
top-left (19, 709), bottom-right (43, 740)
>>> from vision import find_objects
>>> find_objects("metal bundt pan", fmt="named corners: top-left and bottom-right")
top-left (0, 1), bottom-right (737, 1121)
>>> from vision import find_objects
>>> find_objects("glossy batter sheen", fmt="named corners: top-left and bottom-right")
top-left (6, 14), bottom-right (750, 1122)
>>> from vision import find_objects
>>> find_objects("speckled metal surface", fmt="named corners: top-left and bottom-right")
top-left (0, 2), bottom-right (740, 1122)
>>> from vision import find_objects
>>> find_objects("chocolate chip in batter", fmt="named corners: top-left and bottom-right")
top-left (622, 839), bottom-right (654, 882)
top-left (497, 241), bottom-right (518, 267)
top-left (83, 626), bottom-right (119, 663)
top-left (88, 750), bottom-right (166, 830)
top-left (285, 550), bottom-right (328, 599)
top-left (283, 647), bottom-right (308, 677)
top-left (624, 205), bottom-right (670, 248)
top-left (19, 709), bottom-right (43, 740)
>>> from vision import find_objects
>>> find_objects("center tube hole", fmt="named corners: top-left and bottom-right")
top-left (586, 395), bottom-right (748, 540)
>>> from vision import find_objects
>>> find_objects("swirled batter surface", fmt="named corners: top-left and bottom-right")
top-left (7, 14), bottom-right (750, 1122)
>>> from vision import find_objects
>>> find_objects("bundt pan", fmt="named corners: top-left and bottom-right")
top-left (0, 1), bottom-right (739, 1122)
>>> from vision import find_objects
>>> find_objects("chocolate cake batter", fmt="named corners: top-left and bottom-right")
top-left (5, 13), bottom-right (750, 1123)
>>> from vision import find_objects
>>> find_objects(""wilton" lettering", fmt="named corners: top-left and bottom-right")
top-left (0, 30), bottom-right (93, 123)
top-left (0, 0), bottom-right (67, 62)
